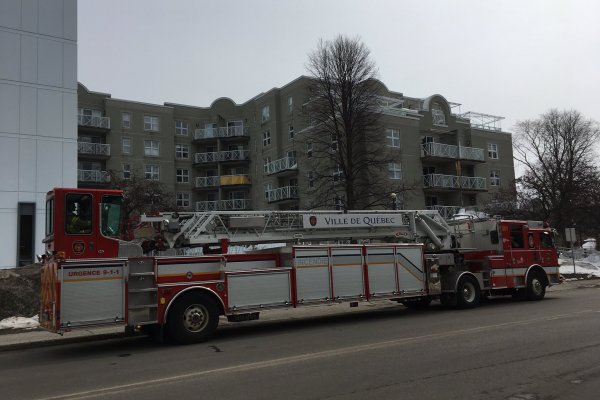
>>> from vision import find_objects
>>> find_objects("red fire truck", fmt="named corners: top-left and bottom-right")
top-left (39, 188), bottom-right (561, 344)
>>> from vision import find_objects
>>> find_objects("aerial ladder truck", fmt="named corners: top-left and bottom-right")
top-left (39, 188), bottom-right (561, 343)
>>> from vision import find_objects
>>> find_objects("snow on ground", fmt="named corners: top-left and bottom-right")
top-left (559, 251), bottom-right (600, 278)
top-left (0, 315), bottom-right (39, 330)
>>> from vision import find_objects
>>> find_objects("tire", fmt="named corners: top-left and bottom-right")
top-left (456, 275), bottom-right (481, 309)
top-left (526, 271), bottom-right (546, 301)
top-left (401, 296), bottom-right (432, 309)
top-left (167, 292), bottom-right (219, 344)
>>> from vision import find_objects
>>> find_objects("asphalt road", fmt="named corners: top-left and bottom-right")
top-left (2, 285), bottom-right (600, 400)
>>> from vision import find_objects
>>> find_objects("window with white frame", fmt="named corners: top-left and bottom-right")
top-left (432, 103), bottom-right (446, 126)
top-left (144, 140), bottom-right (160, 156)
top-left (289, 125), bottom-right (294, 139)
top-left (308, 171), bottom-right (315, 188)
top-left (176, 169), bottom-right (190, 184)
top-left (121, 112), bottom-right (131, 128)
top-left (176, 193), bottom-right (191, 208)
top-left (287, 150), bottom-right (297, 164)
top-left (175, 120), bottom-right (188, 136)
top-left (386, 128), bottom-right (400, 148)
top-left (287, 96), bottom-right (293, 113)
top-left (388, 162), bottom-right (402, 180)
top-left (488, 143), bottom-right (498, 159)
top-left (262, 130), bottom-right (271, 147)
top-left (175, 144), bottom-right (189, 159)
top-left (264, 183), bottom-right (273, 199)
top-left (122, 137), bottom-right (131, 155)
top-left (122, 163), bottom-right (131, 179)
top-left (263, 156), bottom-right (271, 174)
top-left (333, 164), bottom-right (343, 182)
top-left (144, 115), bottom-right (160, 131)
top-left (307, 142), bottom-right (313, 158)
top-left (144, 165), bottom-right (160, 181)
top-left (490, 170), bottom-right (500, 186)
top-left (261, 105), bottom-right (270, 122)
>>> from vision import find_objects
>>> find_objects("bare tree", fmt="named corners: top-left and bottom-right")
top-left (301, 35), bottom-right (401, 210)
top-left (513, 109), bottom-right (600, 242)
top-left (108, 172), bottom-right (178, 218)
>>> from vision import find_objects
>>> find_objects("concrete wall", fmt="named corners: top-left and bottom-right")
top-left (0, 0), bottom-right (77, 268)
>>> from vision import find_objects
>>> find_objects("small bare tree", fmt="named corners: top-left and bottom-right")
top-left (108, 172), bottom-right (178, 218)
top-left (301, 35), bottom-right (401, 210)
top-left (514, 109), bottom-right (600, 241)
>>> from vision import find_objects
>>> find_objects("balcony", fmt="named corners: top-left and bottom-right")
top-left (426, 205), bottom-right (463, 219)
top-left (422, 143), bottom-right (484, 162)
top-left (267, 186), bottom-right (299, 203)
top-left (78, 115), bottom-right (110, 130)
top-left (423, 174), bottom-right (486, 191)
top-left (195, 176), bottom-right (219, 188)
top-left (194, 126), bottom-right (250, 140)
top-left (195, 199), bottom-right (251, 211)
top-left (220, 174), bottom-right (251, 186)
top-left (77, 169), bottom-right (110, 183)
top-left (264, 156), bottom-right (297, 176)
top-left (193, 150), bottom-right (250, 164)
top-left (77, 142), bottom-right (111, 157)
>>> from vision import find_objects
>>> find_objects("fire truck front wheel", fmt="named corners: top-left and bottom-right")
top-left (167, 292), bottom-right (219, 344)
top-left (456, 275), bottom-right (481, 309)
top-left (526, 271), bottom-right (546, 301)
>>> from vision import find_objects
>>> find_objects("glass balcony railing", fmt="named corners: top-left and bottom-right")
top-left (77, 169), bottom-right (110, 183)
top-left (267, 186), bottom-right (299, 203)
top-left (220, 175), bottom-right (251, 185)
top-left (423, 174), bottom-right (486, 190)
top-left (77, 142), bottom-right (111, 156)
top-left (194, 126), bottom-right (249, 140)
top-left (193, 150), bottom-right (250, 164)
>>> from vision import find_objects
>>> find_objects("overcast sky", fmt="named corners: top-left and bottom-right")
top-left (78, 0), bottom-right (600, 133)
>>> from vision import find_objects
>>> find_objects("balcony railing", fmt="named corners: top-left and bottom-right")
top-left (422, 143), bottom-right (484, 162)
top-left (426, 205), bottom-right (462, 219)
top-left (194, 126), bottom-right (250, 140)
top-left (220, 175), bottom-right (251, 185)
top-left (77, 169), bottom-right (110, 183)
top-left (195, 176), bottom-right (219, 188)
top-left (264, 156), bottom-right (297, 175)
top-left (267, 186), bottom-right (299, 203)
top-left (195, 199), bottom-right (251, 211)
top-left (77, 142), bottom-right (111, 156)
top-left (78, 115), bottom-right (110, 129)
top-left (423, 174), bottom-right (486, 190)
top-left (193, 150), bottom-right (250, 164)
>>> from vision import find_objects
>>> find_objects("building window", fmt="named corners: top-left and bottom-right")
top-left (122, 164), bottom-right (131, 179)
top-left (388, 162), bottom-right (402, 180)
top-left (490, 170), bottom-right (500, 186)
top-left (330, 134), bottom-right (338, 152)
top-left (144, 140), bottom-right (160, 156)
top-left (262, 130), bottom-right (271, 147)
top-left (145, 165), bottom-right (160, 181)
top-left (333, 165), bottom-right (343, 182)
top-left (176, 193), bottom-right (191, 208)
top-left (488, 143), bottom-right (498, 159)
top-left (144, 115), bottom-right (160, 131)
top-left (175, 120), bottom-right (188, 136)
top-left (261, 105), bottom-right (270, 122)
top-left (386, 129), bottom-right (400, 148)
top-left (264, 183), bottom-right (273, 199)
top-left (263, 156), bottom-right (271, 174)
top-left (307, 142), bottom-right (313, 158)
top-left (308, 171), bottom-right (315, 188)
top-left (334, 195), bottom-right (345, 210)
top-left (288, 96), bottom-right (293, 113)
top-left (122, 137), bottom-right (131, 155)
top-left (175, 144), bottom-right (189, 159)
top-left (121, 112), bottom-right (131, 128)
top-left (432, 103), bottom-right (446, 126)
top-left (176, 169), bottom-right (190, 184)
top-left (289, 125), bottom-right (295, 139)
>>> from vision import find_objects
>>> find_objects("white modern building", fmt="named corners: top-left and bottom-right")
top-left (0, 0), bottom-right (77, 268)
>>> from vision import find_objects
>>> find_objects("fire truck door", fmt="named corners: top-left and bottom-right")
top-left (507, 224), bottom-right (527, 287)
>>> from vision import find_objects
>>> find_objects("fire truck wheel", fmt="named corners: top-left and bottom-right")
top-left (167, 292), bottom-right (219, 344)
top-left (456, 275), bottom-right (481, 309)
top-left (526, 271), bottom-right (546, 301)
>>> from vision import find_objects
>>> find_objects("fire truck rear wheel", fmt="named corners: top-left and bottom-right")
top-left (167, 292), bottom-right (219, 344)
top-left (456, 275), bottom-right (481, 309)
top-left (526, 271), bottom-right (546, 301)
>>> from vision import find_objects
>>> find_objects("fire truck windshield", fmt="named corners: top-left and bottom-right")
top-left (101, 195), bottom-right (123, 237)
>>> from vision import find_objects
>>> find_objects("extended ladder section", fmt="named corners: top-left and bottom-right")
top-left (141, 210), bottom-right (455, 250)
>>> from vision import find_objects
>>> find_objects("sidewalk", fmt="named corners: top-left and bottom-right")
top-left (1, 279), bottom-right (598, 351)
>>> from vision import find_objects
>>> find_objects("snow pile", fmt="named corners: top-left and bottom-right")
top-left (0, 315), bottom-right (39, 330)
top-left (559, 252), bottom-right (600, 279)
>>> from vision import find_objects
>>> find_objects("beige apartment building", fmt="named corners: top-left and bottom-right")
top-left (76, 77), bottom-right (514, 218)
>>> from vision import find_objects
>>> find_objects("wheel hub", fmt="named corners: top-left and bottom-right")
top-left (183, 304), bottom-right (208, 332)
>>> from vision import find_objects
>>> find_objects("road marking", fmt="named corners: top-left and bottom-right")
top-left (37, 309), bottom-right (600, 400)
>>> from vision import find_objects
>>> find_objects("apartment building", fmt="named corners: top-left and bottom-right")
top-left (77, 76), bottom-right (514, 217)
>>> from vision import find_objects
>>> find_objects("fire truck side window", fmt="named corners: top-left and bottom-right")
top-left (65, 193), bottom-right (92, 235)
top-left (101, 195), bottom-right (123, 237)
top-left (509, 225), bottom-right (524, 248)
top-left (540, 232), bottom-right (554, 248)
